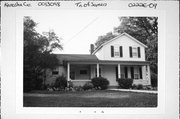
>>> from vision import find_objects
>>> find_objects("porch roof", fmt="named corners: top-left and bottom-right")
top-left (98, 60), bottom-right (150, 65)
top-left (55, 54), bottom-right (150, 65)
top-left (68, 60), bottom-right (150, 65)
top-left (56, 54), bottom-right (98, 64)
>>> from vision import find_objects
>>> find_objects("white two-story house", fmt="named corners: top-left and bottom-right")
top-left (46, 32), bottom-right (151, 87)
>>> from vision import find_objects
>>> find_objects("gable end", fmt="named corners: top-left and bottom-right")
top-left (92, 32), bottom-right (147, 55)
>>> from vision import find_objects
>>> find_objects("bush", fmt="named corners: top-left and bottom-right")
top-left (91, 77), bottom-right (109, 90)
top-left (117, 78), bottom-right (133, 89)
top-left (132, 84), bottom-right (137, 89)
top-left (137, 84), bottom-right (143, 90)
top-left (54, 75), bottom-right (67, 89)
top-left (68, 81), bottom-right (74, 88)
top-left (34, 78), bottom-right (43, 90)
top-left (151, 73), bottom-right (157, 87)
top-left (143, 85), bottom-right (153, 90)
top-left (73, 86), bottom-right (83, 91)
top-left (83, 82), bottom-right (94, 90)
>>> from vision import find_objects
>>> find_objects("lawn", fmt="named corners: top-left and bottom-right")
top-left (23, 90), bottom-right (157, 107)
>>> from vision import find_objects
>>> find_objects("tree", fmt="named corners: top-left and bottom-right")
top-left (95, 17), bottom-right (158, 86)
top-left (95, 32), bottom-right (117, 48)
top-left (23, 17), bottom-right (63, 92)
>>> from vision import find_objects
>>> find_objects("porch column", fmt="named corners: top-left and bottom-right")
top-left (142, 66), bottom-right (146, 80)
top-left (146, 65), bottom-right (151, 85)
top-left (118, 64), bottom-right (121, 78)
top-left (96, 63), bottom-right (99, 77)
top-left (67, 62), bottom-right (70, 81)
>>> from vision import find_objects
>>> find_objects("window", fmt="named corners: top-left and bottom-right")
top-left (130, 46), bottom-right (141, 58)
top-left (80, 70), bottom-right (87, 75)
top-left (111, 45), bottom-right (123, 57)
top-left (114, 46), bottom-right (120, 57)
top-left (114, 52), bottom-right (119, 57)
top-left (134, 67), bottom-right (139, 79)
top-left (132, 47), bottom-right (138, 57)
top-left (134, 74), bottom-right (139, 79)
top-left (130, 67), bottom-right (142, 79)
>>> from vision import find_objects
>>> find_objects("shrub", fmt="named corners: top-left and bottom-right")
top-left (143, 85), bottom-right (153, 90)
top-left (132, 84), bottom-right (137, 89)
top-left (91, 77), bottom-right (109, 90)
top-left (137, 84), bottom-right (143, 90)
top-left (117, 78), bottom-right (133, 89)
top-left (68, 81), bottom-right (74, 88)
top-left (54, 75), bottom-right (67, 89)
top-left (83, 82), bottom-right (94, 90)
top-left (151, 73), bottom-right (157, 87)
top-left (34, 78), bottom-right (43, 90)
top-left (74, 86), bottom-right (83, 91)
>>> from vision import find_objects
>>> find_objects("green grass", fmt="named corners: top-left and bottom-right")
top-left (23, 90), bottom-right (157, 107)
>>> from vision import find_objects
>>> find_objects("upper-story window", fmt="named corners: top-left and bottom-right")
top-left (129, 46), bottom-right (141, 58)
top-left (132, 47), bottom-right (138, 57)
top-left (111, 45), bottom-right (123, 58)
top-left (114, 46), bottom-right (120, 57)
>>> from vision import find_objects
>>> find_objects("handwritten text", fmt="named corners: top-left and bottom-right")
top-left (128, 3), bottom-right (157, 9)
top-left (4, 2), bottom-right (31, 7)
top-left (38, 2), bottom-right (61, 7)
top-left (75, 2), bottom-right (107, 8)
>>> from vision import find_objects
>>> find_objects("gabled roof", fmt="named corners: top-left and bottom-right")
top-left (92, 32), bottom-right (148, 54)
top-left (56, 54), bottom-right (98, 64)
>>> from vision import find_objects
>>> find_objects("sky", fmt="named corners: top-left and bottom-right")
top-left (31, 10), bottom-right (121, 54)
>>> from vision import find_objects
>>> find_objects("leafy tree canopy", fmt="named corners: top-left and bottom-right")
top-left (23, 17), bottom-right (63, 91)
top-left (95, 32), bottom-right (117, 48)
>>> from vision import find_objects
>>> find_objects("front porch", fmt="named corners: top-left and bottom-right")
top-left (66, 61), bottom-right (151, 87)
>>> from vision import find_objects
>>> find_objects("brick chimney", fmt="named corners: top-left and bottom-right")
top-left (90, 44), bottom-right (94, 54)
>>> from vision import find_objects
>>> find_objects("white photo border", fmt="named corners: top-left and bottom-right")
top-left (3, 1), bottom-right (180, 119)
